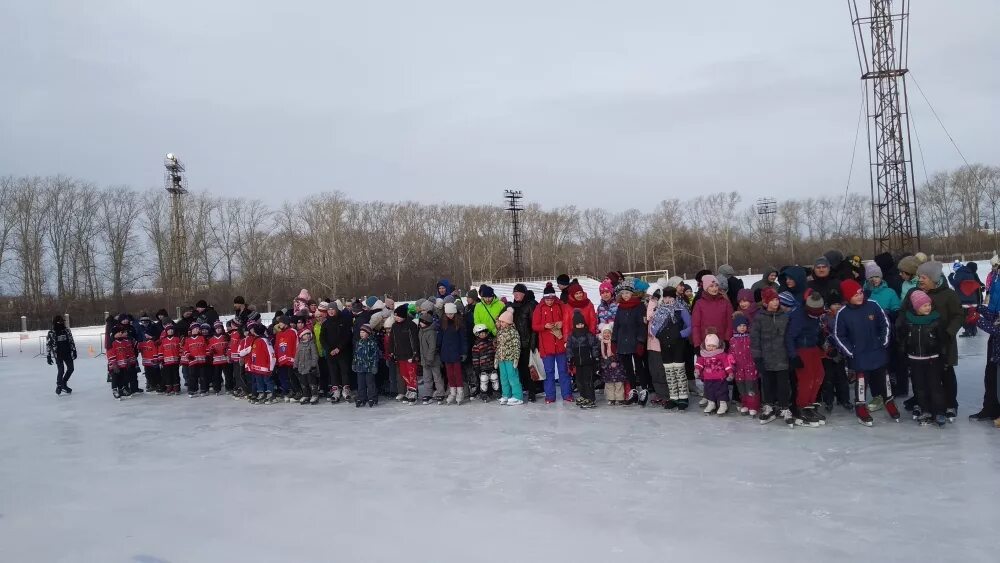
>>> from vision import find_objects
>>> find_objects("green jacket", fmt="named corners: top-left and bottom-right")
top-left (473, 299), bottom-right (506, 336)
top-left (313, 322), bottom-right (325, 357)
top-left (865, 281), bottom-right (901, 313)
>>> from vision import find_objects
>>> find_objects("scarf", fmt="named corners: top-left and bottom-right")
top-left (700, 347), bottom-right (723, 359)
top-left (904, 310), bottom-right (941, 325)
top-left (618, 296), bottom-right (642, 310)
top-left (650, 299), bottom-right (688, 336)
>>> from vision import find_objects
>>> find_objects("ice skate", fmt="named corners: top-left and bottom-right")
top-left (422, 397), bottom-right (432, 405)
top-left (62, 385), bottom-right (72, 394)
top-left (781, 409), bottom-right (795, 427)
top-left (455, 388), bottom-right (466, 405)
top-left (368, 400), bottom-right (376, 408)
top-left (637, 388), bottom-right (649, 407)
top-left (855, 404), bottom-right (874, 426)
top-left (56, 386), bottom-right (63, 396)
top-left (676, 398), bottom-right (689, 411)
top-left (809, 404), bottom-right (827, 425)
top-left (945, 408), bottom-right (957, 422)
top-left (395, 394), bottom-right (405, 401)
top-left (663, 399), bottom-right (677, 410)
top-left (936, 414), bottom-right (948, 427)
top-left (739, 406), bottom-right (748, 415)
top-left (885, 399), bottom-right (900, 421)
top-left (499, 397), bottom-right (509, 405)
top-left (507, 397), bottom-right (524, 406)
top-left (310, 395), bottom-right (319, 404)
top-left (625, 388), bottom-right (638, 406)
top-left (794, 407), bottom-right (820, 428)
top-left (578, 398), bottom-right (594, 409)
top-left (299, 396), bottom-right (309, 405)
top-left (716, 401), bottom-right (728, 416)
top-left (342, 387), bottom-right (352, 402)
top-left (329, 387), bottom-right (341, 404)
top-left (188, 391), bottom-right (197, 398)
top-left (444, 389), bottom-right (456, 405)
top-left (356, 400), bottom-right (363, 408)
top-left (481, 392), bottom-right (490, 403)
top-left (436, 396), bottom-right (445, 405)
top-left (698, 397), bottom-right (709, 408)
top-left (912, 405), bottom-right (923, 420)
top-left (758, 405), bottom-right (776, 424)
top-left (748, 409), bottom-right (758, 417)
top-left (112, 387), bottom-right (121, 400)
top-left (917, 414), bottom-right (932, 426)
top-left (608, 400), bottom-right (618, 406)
top-left (968, 409), bottom-right (995, 421)
top-left (703, 400), bottom-right (716, 414)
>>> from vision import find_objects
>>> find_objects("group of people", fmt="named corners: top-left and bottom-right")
top-left (44, 251), bottom-right (1000, 428)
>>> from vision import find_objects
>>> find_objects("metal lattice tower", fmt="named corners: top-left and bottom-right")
top-left (164, 153), bottom-right (188, 298)
top-left (756, 197), bottom-right (777, 257)
top-left (849, 0), bottom-right (920, 254)
top-left (505, 190), bottom-right (524, 278)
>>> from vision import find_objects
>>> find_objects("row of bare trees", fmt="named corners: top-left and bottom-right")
top-left (1, 164), bottom-right (996, 326)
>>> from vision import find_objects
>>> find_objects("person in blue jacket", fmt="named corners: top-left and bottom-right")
top-left (948, 262), bottom-right (983, 337)
top-left (777, 265), bottom-right (808, 304)
top-left (833, 279), bottom-right (897, 426)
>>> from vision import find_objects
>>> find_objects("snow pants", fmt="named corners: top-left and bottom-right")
top-left (55, 356), bottom-right (74, 388)
top-left (574, 363), bottom-right (596, 402)
top-left (794, 347), bottom-right (825, 409)
top-left (143, 364), bottom-right (159, 390)
top-left (397, 360), bottom-right (418, 393)
top-left (517, 347), bottom-right (538, 397)
top-left (542, 353), bottom-right (572, 400)
top-left (211, 364), bottom-right (225, 392)
top-left (735, 379), bottom-right (760, 410)
top-left (499, 360), bottom-right (523, 400)
top-left (910, 357), bottom-right (946, 416)
top-left (618, 352), bottom-right (649, 389)
top-left (328, 352), bottom-right (353, 391)
top-left (703, 379), bottom-right (729, 402)
top-left (419, 365), bottom-right (445, 399)
top-left (222, 363), bottom-right (234, 392)
top-left (821, 359), bottom-right (850, 406)
top-left (355, 370), bottom-right (378, 403)
top-left (646, 351), bottom-right (670, 399)
top-left (760, 369), bottom-right (791, 409)
top-left (294, 368), bottom-right (317, 398)
top-left (162, 364), bottom-right (180, 388)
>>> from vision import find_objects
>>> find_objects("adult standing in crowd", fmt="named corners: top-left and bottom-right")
top-left (717, 264), bottom-right (744, 310)
top-left (510, 283), bottom-right (539, 401)
top-left (808, 256), bottom-right (840, 300)
top-left (612, 280), bottom-right (648, 406)
top-left (194, 300), bottom-right (219, 326)
top-left (473, 285), bottom-right (505, 336)
top-left (533, 283), bottom-right (572, 403)
top-left (233, 296), bottom-right (251, 326)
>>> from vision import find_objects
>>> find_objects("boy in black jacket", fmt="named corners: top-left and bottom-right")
top-left (566, 310), bottom-right (600, 409)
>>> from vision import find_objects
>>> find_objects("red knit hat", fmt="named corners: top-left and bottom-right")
top-left (839, 279), bottom-right (863, 300)
top-left (761, 288), bottom-right (779, 306)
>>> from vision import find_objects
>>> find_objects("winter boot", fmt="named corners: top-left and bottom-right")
top-left (112, 387), bottom-right (122, 400)
top-left (637, 388), bottom-right (649, 407)
top-left (663, 399), bottom-right (677, 410)
top-left (912, 405), bottom-right (923, 420)
top-left (676, 398), bottom-right (689, 411)
top-left (855, 404), bottom-right (874, 426)
top-left (945, 408), bottom-right (957, 422)
top-left (936, 414), bottom-right (949, 427)
top-left (62, 385), bottom-right (72, 394)
top-left (917, 413), bottom-right (932, 426)
top-left (884, 399), bottom-right (901, 421)
top-left (368, 399), bottom-right (377, 408)
top-left (329, 386), bottom-right (341, 404)
top-left (624, 388), bottom-right (638, 406)
top-left (703, 400), bottom-right (716, 414)
top-left (717, 401), bottom-right (728, 416)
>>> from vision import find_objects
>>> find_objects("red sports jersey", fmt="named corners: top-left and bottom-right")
top-left (159, 336), bottom-right (181, 366)
top-left (246, 336), bottom-right (275, 375)
top-left (107, 337), bottom-right (137, 370)
top-left (227, 330), bottom-right (242, 362)
top-left (183, 335), bottom-right (208, 366)
top-left (208, 334), bottom-right (229, 366)
top-left (137, 339), bottom-right (159, 367)
top-left (273, 327), bottom-right (298, 367)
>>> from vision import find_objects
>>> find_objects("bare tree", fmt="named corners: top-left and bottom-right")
top-left (99, 186), bottom-right (144, 308)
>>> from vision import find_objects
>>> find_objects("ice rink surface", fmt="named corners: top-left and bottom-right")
top-left (1, 335), bottom-right (997, 563)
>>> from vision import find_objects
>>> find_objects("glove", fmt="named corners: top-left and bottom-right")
top-left (789, 356), bottom-right (804, 370)
top-left (47, 356), bottom-right (53, 365)
top-left (72, 350), bottom-right (77, 360)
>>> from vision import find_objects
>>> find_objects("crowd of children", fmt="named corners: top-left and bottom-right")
top-left (50, 251), bottom-right (1000, 429)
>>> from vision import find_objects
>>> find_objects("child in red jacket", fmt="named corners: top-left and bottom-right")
top-left (183, 323), bottom-right (209, 397)
top-left (137, 332), bottom-right (161, 393)
top-left (208, 321), bottom-right (229, 395)
top-left (159, 323), bottom-right (182, 395)
top-left (241, 323), bottom-right (276, 404)
top-left (227, 321), bottom-right (246, 397)
top-left (107, 324), bottom-right (137, 400)
top-left (272, 317), bottom-right (298, 402)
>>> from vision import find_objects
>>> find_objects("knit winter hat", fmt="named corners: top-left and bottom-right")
top-left (466, 289), bottom-right (479, 299)
top-left (556, 274), bottom-right (571, 286)
top-left (297, 289), bottom-right (311, 301)
top-left (733, 313), bottom-right (749, 329)
top-left (814, 256), bottom-right (831, 268)
top-left (778, 291), bottom-right (796, 308)
top-left (418, 312), bottom-right (434, 325)
top-left (359, 324), bottom-right (373, 335)
top-left (394, 304), bottom-right (409, 319)
top-left (909, 290), bottom-right (932, 310)
top-left (249, 323), bottom-right (266, 336)
top-left (513, 283), bottom-right (528, 294)
top-left (666, 276), bottom-right (684, 288)
top-left (897, 255), bottom-right (920, 275)
top-left (761, 288), bottom-right (779, 306)
top-left (369, 311), bottom-right (385, 327)
top-left (805, 290), bottom-right (825, 311)
top-left (615, 280), bottom-right (635, 294)
top-left (433, 298), bottom-right (444, 310)
top-left (478, 285), bottom-right (495, 298)
top-left (864, 262), bottom-right (883, 280)
top-left (718, 264), bottom-right (735, 277)
top-left (365, 296), bottom-right (378, 308)
top-left (704, 334), bottom-right (720, 348)
top-left (598, 322), bottom-right (613, 334)
top-left (196, 299), bottom-right (208, 309)
top-left (371, 299), bottom-right (385, 310)
top-left (916, 261), bottom-right (943, 283)
top-left (317, 301), bottom-right (330, 311)
top-left (840, 279), bottom-right (864, 300)
top-left (543, 282), bottom-right (557, 296)
top-left (572, 309), bottom-right (585, 326)
top-left (444, 302), bottom-right (458, 315)
top-left (419, 300), bottom-right (435, 313)
top-left (498, 308), bottom-right (514, 325)
top-left (914, 252), bottom-right (928, 263)
top-left (383, 317), bottom-right (394, 330)
top-left (299, 328), bottom-right (313, 340)
top-left (599, 281), bottom-right (614, 295)
top-left (701, 274), bottom-right (719, 289)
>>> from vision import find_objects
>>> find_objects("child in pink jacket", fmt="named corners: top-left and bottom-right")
top-left (695, 333), bottom-right (735, 415)
top-left (729, 314), bottom-right (760, 416)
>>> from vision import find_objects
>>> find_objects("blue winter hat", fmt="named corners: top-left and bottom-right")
top-left (365, 296), bottom-right (378, 308)
top-left (778, 292), bottom-right (796, 308)
top-left (733, 313), bottom-right (749, 329)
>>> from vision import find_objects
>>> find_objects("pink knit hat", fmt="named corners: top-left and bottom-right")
top-left (704, 334), bottom-right (720, 348)
top-left (498, 308), bottom-right (514, 325)
top-left (909, 290), bottom-right (932, 310)
top-left (599, 280), bottom-right (614, 295)
top-left (701, 274), bottom-right (719, 288)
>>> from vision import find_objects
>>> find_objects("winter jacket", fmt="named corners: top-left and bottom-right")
top-left (785, 306), bottom-right (823, 356)
top-left (900, 277), bottom-right (918, 303)
top-left (495, 325), bottom-right (520, 365)
top-left (46, 327), bottom-right (76, 360)
top-left (988, 271), bottom-right (1000, 313)
top-left (352, 337), bottom-right (382, 374)
top-left (510, 297), bottom-right (538, 351)
top-left (750, 309), bottom-right (790, 372)
top-left (896, 311), bottom-right (946, 359)
top-left (750, 270), bottom-right (780, 303)
top-left (195, 306), bottom-right (220, 326)
top-left (695, 349), bottom-right (734, 381)
top-left (273, 327), bottom-right (298, 367)
top-left (107, 337), bottom-right (137, 371)
top-left (975, 306), bottom-right (1000, 362)
top-left (389, 320), bottom-right (420, 362)
top-left (900, 283), bottom-right (963, 366)
top-left (471, 337), bottom-right (496, 375)
top-left (532, 300), bottom-right (569, 357)
top-left (159, 336), bottom-right (181, 366)
top-left (295, 335), bottom-right (319, 373)
top-left (649, 301), bottom-right (691, 364)
top-left (597, 299), bottom-right (618, 326)
top-left (864, 281), bottom-right (901, 313)
top-left (779, 266), bottom-right (808, 303)
top-left (438, 318), bottom-right (468, 364)
top-left (418, 324), bottom-right (440, 367)
top-left (728, 332), bottom-right (757, 381)
top-left (312, 321), bottom-right (325, 357)
top-left (321, 311), bottom-right (354, 357)
top-left (208, 334), bottom-right (229, 365)
top-left (611, 298), bottom-right (646, 354)
top-left (183, 336), bottom-right (208, 366)
top-left (473, 299), bottom-right (506, 336)
top-left (565, 329), bottom-right (600, 367)
top-left (949, 266), bottom-right (984, 306)
top-left (833, 300), bottom-right (889, 372)
top-left (691, 292), bottom-right (733, 347)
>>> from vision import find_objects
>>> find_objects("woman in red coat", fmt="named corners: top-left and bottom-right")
top-left (692, 275), bottom-right (734, 349)
top-left (563, 282), bottom-right (597, 334)
top-left (532, 283), bottom-right (573, 403)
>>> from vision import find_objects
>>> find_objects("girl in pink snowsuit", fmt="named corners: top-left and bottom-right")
top-left (729, 313), bottom-right (761, 415)
top-left (695, 334), bottom-right (734, 415)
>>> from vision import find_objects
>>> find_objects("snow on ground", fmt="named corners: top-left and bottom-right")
top-left (0, 333), bottom-right (997, 562)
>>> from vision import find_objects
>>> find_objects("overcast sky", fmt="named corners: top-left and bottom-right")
top-left (2, 1), bottom-right (997, 211)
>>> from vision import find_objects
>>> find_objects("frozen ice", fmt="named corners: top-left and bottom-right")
top-left (0, 329), bottom-right (997, 562)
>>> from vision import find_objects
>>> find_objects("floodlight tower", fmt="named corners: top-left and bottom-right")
top-left (756, 197), bottom-right (777, 258)
top-left (164, 153), bottom-right (188, 298)
top-left (505, 190), bottom-right (525, 278)
top-left (848, 0), bottom-right (920, 254)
